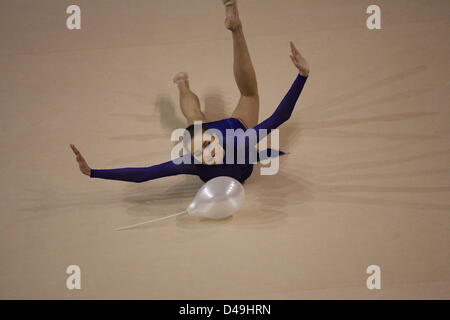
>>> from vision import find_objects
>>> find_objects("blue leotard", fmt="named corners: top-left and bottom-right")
top-left (90, 73), bottom-right (308, 183)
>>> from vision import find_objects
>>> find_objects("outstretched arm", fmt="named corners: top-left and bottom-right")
top-left (251, 42), bottom-right (309, 141)
top-left (90, 159), bottom-right (198, 183)
top-left (70, 145), bottom-right (198, 183)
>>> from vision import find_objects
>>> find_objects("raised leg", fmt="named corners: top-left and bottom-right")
top-left (224, 1), bottom-right (260, 128)
top-left (173, 72), bottom-right (206, 126)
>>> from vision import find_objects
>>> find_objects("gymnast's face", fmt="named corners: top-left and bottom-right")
top-left (189, 130), bottom-right (224, 165)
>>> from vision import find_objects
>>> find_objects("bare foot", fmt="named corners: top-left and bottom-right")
top-left (173, 72), bottom-right (189, 84)
top-left (224, 1), bottom-right (241, 31)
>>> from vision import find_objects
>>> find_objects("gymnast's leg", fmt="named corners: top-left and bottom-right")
top-left (224, 0), bottom-right (260, 128)
top-left (173, 72), bottom-right (206, 126)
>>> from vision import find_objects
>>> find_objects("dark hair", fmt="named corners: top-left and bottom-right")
top-left (183, 123), bottom-right (208, 151)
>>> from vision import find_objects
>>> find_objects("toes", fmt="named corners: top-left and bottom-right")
top-left (223, 0), bottom-right (236, 7)
top-left (173, 72), bottom-right (189, 83)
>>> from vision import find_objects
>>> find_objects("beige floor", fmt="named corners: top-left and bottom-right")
top-left (0, 0), bottom-right (449, 299)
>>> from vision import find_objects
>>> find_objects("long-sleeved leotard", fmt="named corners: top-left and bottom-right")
top-left (90, 153), bottom-right (199, 183)
top-left (90, 73), bottom-right (308, 183)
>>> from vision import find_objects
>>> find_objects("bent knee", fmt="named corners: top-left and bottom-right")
top-left (186, 111), bottom-right (206, 124)
top-left (240, 93), bottom-right (259, 101)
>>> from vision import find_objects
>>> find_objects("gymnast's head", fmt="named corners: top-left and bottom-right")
top-left (183, 123), bottom-right (224, 165)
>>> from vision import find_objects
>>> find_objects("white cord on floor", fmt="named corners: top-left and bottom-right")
top-left (114, 210), bottom-right (188, 231)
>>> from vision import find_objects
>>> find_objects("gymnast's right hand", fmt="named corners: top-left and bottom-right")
top-left (70, 144), bottom-right (91, 176)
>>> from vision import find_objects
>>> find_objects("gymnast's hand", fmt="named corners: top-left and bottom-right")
top-left (70, 144), bottom-right (91, 176)
top-left (289, 41), bottom-right (310, 77)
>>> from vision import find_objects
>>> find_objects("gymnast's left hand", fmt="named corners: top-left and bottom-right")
top-left (70, 144), bottom-right (91, 176)
top-left (289, 41), bottom-right (310, 77)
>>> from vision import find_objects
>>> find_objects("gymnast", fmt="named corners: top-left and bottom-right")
top-left (70, 0), bottom-right (309, 184)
